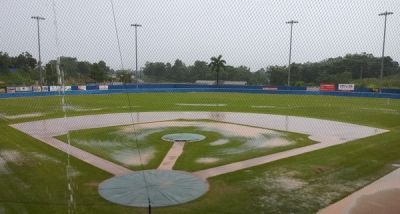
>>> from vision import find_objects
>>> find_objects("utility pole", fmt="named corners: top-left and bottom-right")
top-left (378, 11), bottom-right (393, 81)
top-left (31, 16), bottom-right (45, 86)
top-left (131, 24), bottom-right (142, 85)
top-left (286, 20), bottom-right (298, 87)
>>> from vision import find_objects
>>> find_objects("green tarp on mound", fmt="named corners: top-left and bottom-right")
top-left (161, 133), bottom-right (206, 142)
top-left (99, 170), bottom-right (209, 207)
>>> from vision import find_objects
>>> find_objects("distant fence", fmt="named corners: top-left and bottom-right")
top-left (1, 84), bottom-right (400, 99)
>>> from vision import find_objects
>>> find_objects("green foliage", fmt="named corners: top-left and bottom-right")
top-left (0, 52), bottom-right (38, 85)
top-left (278, 53), bottom-right (399, 86)
top-left (208, 55), bottom-right (226, 85)
top-left (44, 58), bottom-right (111, 85)
top-left (89, 60), bottom-right (110, 83)
top-left (268, 65), bottom-right (287, 85)
top-left (0, 52), bottom-right (11, 74)
top-left (143, 62), bottom-right (168, 81)
top-left (141, 53), bottom-right (399, 87)
top-left (142, 57), bottom-right (267, 85)
top-left (11, 52), bottom-right (37, 72)
top-left (250, 68), bottom-right (268, 85)
top-left (353, 74), bottom-right (400, 89)
top-left (188, 60), bottom-right (209, 81)
top-left (1, 51), bottom-right (399, 87)
top-left (115, 70), bottom-right (133, 83)
top-left (0, 52), bottom-right (113, 85)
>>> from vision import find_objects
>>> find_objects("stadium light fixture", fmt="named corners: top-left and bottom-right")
top-left (378, 11), bottom-right (393, 81)
top-left (130, 24), bottom-right (142, 85)
top-left (286, 20), bottom-right (298, 87)
top-left (31, 16), bottom-right (46, 86)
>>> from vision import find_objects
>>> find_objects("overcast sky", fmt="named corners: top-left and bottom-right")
top-left (0, 0), bottom-right (398, 71)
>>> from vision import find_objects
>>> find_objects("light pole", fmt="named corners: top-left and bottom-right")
top-left (31, 16), bottom-right (45, 86)
top-left (378, 11), bottom-right (393, 81)
top-left (131, 24), bottom-right (142, 85)
top-left (286, 20), bottom-right (298, 87)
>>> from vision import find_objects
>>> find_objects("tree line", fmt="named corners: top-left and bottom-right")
top-left (268, 53), bottom-right (399, 86)
top-left (0, 52), bottom-right (111, 85)
top-left (144, 53), bottom-right (399, 86)
top-left (1, 51), bottom-right (399, 87)
top-left (142, 59), bottom-right (268, 85)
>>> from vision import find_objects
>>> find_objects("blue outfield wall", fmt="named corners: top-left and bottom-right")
top-left (381, 88), bottom-right (400, 94)
top-left (86, 85), bottom-right (99, 90)
top-left (107, 84), bottom-right (262, 90)
top-left (1, 84), bottom-right (400, 99)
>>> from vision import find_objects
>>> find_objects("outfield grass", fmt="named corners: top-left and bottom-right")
top-left (1, 93), bottom-right (399, 128)
top-left (0, 92), bottom-right (399, 213)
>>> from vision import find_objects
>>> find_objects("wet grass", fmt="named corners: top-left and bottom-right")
top-left (56, 123), bottom-right (315, 172)
top-left (175, 131), bottom-right (315, 171)
top-left (1, 93), bottom-right (399, 129)
top-left (0, 92), bottom-right (399, 213)
top-left (56, 126), bottom-right (173, 171)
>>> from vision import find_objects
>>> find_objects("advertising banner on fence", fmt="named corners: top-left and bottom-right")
top-left (6, 87), bottom-right (16, 93)
top-left (338, 84), bottom-right (355, 91)
top-left (42, 86), bottom-right (49, 92)
top-left (320, 83), bottom-right (336, 91)
top-left (32, 86), bottom-right (42, 92)
top-left (99, 85), bottom-right (109, 90)
top-left (16, 86), bottom-right (32, 92)
top-left (306, 86), bottom-right (320, 91)
top-left (50, 86), bottom-right (72, 92)
top-left (78, 85), bottom-right (87, 90)
top-left (262, 86), bottom-right (278, 90)
top-left (50, 86), bottom-right (60, 92)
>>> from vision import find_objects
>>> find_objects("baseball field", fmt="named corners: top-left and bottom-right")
top-left (0, 92), bottom-right (399, 213)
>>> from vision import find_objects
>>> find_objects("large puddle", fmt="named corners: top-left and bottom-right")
top-left (73, 121), bottom-right (294, 166)
top-left (120, 121), bottom-right (293, 150)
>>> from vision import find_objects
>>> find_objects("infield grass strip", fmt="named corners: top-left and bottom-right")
top-left (56, 126), bottom-right (173, 171)
top-left (174, 131), bottom-right (316, 171)
top-left (56, 124), bottom-right (316, 172)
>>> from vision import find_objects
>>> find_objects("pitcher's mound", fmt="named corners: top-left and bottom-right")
top-left (99, 170), bottom-right (209, 207)
top-left (161, 133), bottom-right (206, 142)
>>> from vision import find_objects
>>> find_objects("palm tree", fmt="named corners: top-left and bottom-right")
top-left (208, 55), bottom-right (226, 86)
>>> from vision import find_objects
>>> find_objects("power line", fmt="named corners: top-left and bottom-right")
top-left (110, 0), bottom-right (124, 70)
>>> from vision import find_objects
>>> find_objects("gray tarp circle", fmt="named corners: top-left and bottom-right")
top-left (161, 133), bottom-right (206, 142)
top-left (98, 170), bottom-right (209, 207)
